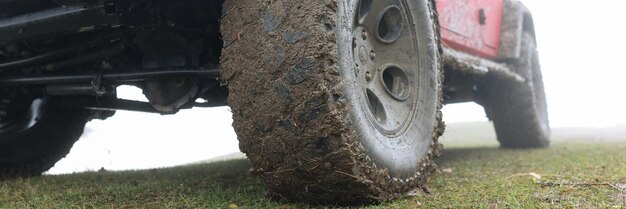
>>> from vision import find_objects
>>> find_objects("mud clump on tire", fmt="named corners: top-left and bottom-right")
top-left (220, 0), bottom-right (444, 204)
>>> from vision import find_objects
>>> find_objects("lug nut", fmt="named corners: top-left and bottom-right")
top-left (365, 71), bottom-right (372, 81)
top-left (361, 30), bottom-right (368, 40)
top-left (370, 50), bottom-right (376, 60)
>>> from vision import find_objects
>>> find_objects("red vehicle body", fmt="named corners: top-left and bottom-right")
top-left (437, 0), bottom-right (504, 59)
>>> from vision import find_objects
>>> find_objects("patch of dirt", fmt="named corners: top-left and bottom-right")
top-left (611, 192), bottom-right (626, 207)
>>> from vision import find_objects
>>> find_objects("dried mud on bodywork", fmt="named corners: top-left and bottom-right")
top-left (220, 0), bottom-right (444, 204)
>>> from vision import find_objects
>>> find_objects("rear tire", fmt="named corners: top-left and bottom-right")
top-left (221, 0), bottom-right (444, 204)
top-left (0, 99), bottom-right (90, 178)
top-left (483, 32), bottom-right (549, 148)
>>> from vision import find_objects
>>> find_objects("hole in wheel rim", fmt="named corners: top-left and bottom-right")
top-left (381, 65), bottom-right (410, 100)
top-left (366, 89), bottom-right (386, 123)
top-left (357, 0), bottom-right (373, 24)
top-left (377, 5), bottom-right (404, 43)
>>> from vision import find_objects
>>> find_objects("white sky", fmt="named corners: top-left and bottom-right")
top-left (47, 0), bottom-right (626, 174)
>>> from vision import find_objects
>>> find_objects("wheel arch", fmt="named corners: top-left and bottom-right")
top-left (498, 0), bottom-right (537, 60)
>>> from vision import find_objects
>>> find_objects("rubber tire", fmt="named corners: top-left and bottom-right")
top-left (0, 100), bottom-right (90, 178)
top-left (220, 0), bottom-right (444, 204)
top-left (483, 32), bottom-right (549, 148)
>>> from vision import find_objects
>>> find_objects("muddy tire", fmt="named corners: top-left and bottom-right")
top-left (483, 32), bottom-right (549, 148)
top-left (0, 99), bottom-right (90, 178)
top-left (221, 0), bottom-right (443, 204)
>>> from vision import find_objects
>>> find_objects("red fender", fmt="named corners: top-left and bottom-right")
top-left (436, 0), bottom-right (504, 59)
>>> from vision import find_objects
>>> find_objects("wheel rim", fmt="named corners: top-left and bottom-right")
top-left (0, 97), bottom-right (46, 137)
top-left (352, 0), bottom-right (420, 137)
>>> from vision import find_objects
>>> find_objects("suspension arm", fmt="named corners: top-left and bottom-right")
top-left (0, 67), bottom-right (220, 86)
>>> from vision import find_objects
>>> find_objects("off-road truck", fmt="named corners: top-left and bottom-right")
top-left (0, 0), bottom-right (548, 204)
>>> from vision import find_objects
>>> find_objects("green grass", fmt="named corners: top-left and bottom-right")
top-left (395, 142), bottom-right (626, 208)
top-left (1, 141), bottom-right (625, 208)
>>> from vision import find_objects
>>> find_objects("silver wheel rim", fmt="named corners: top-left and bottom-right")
top-left (352, 0), bottom-right (420, 137)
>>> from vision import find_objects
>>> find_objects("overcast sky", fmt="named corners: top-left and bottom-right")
top-left (47, 0), bottom-right (626, 174)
